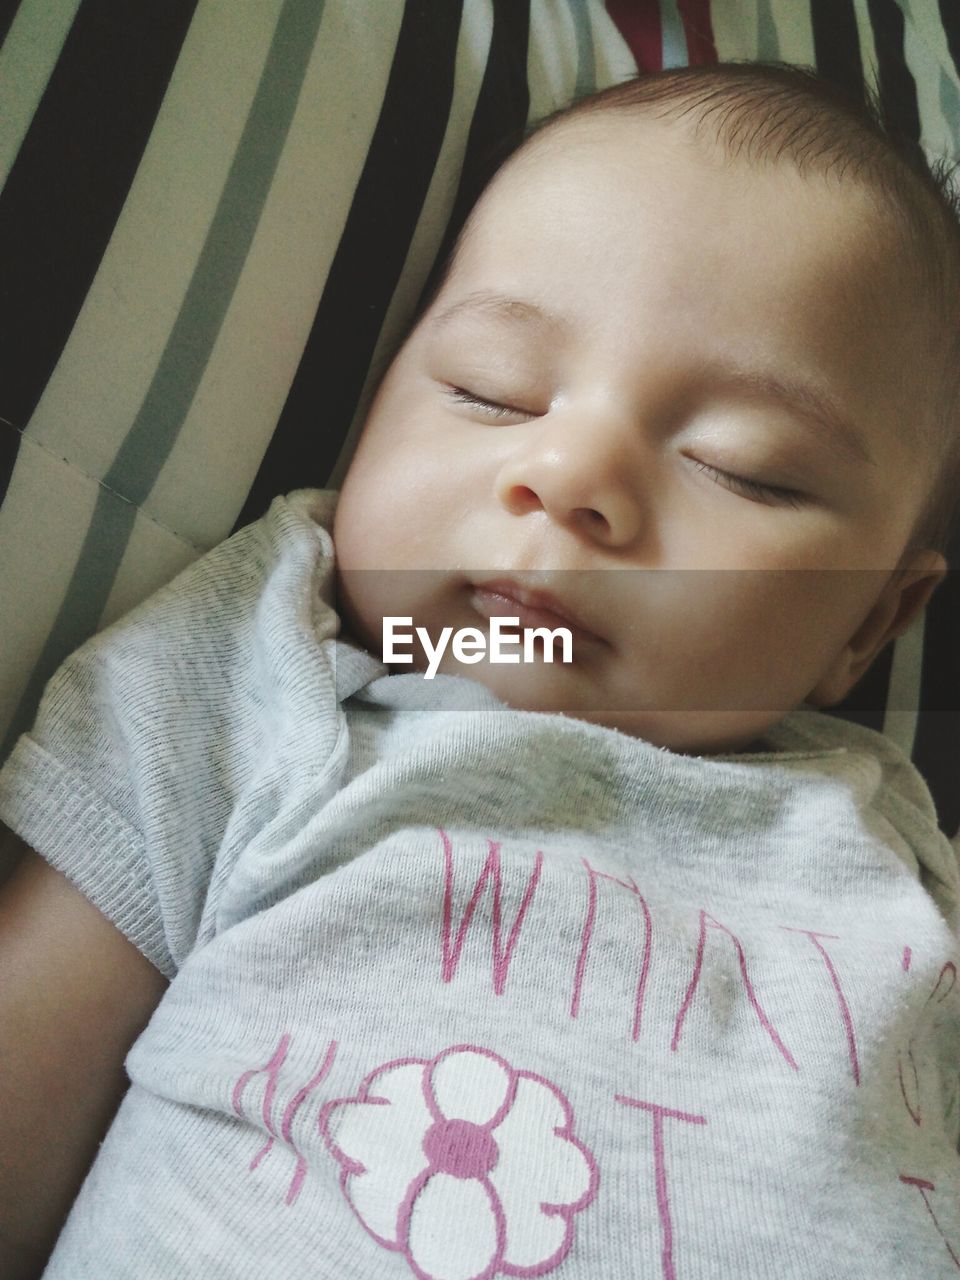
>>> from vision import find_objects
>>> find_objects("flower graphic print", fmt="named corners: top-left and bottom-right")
top-left (320, 1044), bottom-right (599, 1280)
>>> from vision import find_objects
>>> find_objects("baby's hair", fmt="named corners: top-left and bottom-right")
top-left (425, 61), bottom-right (960, 558)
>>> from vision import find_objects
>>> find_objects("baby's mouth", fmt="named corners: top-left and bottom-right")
top-left (468, 579), bottom-right (604, 647)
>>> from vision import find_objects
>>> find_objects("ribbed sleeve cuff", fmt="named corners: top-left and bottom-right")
top-left (0, 735), bottom-right (175, 977)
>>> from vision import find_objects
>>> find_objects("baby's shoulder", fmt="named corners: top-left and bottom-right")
top-left (777, 707), bottom-right (940, 828)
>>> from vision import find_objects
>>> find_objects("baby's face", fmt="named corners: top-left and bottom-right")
top-left (333, 113), bottom-right (941, 753)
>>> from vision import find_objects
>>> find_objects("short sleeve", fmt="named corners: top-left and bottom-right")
top-left (0, 490), bottom-right (343, 977)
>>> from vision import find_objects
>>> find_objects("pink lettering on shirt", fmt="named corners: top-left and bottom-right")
top-left (898, 962), bottom-right (957, 1127)
top-left (232, 1032), bottom-right (338, 1204)
top-left (615, 1094), bottom-right (708, 1280)
top-left (570, 858), bottom-right (652, 1041)
top-left (439, 828), bottom-right (543, 995)
top-left (900, 1175), bottom-right (960, 1270)
top-left (672, 911), bottom-right (798, 1070)
top-left (232, 1032), bottom-right (291, 1167)
top-left (781, 927), bottom-right (859, 1084)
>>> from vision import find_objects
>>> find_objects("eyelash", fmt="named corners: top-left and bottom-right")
top-left (448, 387), bottom-right (525, 419)
top-left (688, 459), bottom-right (807, 509)
top-left (445, 387), bottom-right (808, 509)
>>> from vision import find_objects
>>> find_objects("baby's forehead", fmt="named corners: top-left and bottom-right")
top-left (479, 109), bottom-right (882, 236)
top-left (466, 109), bottom-right (906, 296)
top-left (431, 113), bottom-right (940, 479)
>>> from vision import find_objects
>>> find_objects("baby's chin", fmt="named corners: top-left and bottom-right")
top-left (439, 659), bottom-right (784, 756)
top-left (569, 709), bottom-right (778, 756)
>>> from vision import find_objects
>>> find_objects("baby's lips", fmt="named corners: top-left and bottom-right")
top-left (469, 577), bottom-right (605, 646)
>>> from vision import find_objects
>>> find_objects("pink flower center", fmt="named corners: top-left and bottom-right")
top-left (422, 1118), bottom-right (499, 1179)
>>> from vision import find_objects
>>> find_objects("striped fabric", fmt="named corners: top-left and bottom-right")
top-left (1, 0), bottom-right (958, 833)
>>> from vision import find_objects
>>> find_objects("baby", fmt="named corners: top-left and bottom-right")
top-left (2, 62), bottom-right (960, 1280)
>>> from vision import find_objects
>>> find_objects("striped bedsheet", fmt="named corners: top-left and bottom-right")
top-left (1, 0), bottom-right (957, 835)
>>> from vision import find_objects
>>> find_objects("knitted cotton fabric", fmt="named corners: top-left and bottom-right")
top-left (2, 490), bottom-right (959, 1278)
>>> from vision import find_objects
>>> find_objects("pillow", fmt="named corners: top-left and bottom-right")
top-left (1, 0), bottom-right (957, 834)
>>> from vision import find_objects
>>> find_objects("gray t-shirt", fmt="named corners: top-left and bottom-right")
top-left (2, 489), bottom-right (959, 1279)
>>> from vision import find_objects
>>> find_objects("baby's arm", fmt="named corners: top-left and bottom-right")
top-left (0, 821), bottom-right (168, 1280)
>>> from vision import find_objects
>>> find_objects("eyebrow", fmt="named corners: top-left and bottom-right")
top-left (427, 290), bottom-right (876, 467)
top-left (428, 290), bottom-right (568, 335)
top-left (705, 365), bottom-right (877, 467)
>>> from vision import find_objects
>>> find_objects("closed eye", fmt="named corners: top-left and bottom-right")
top-left (446, 386), bottom-right (534, 420)
top-left (446, 388), bottom-right (808, 509)
top-left (690, 459), bottom-right (807, 509)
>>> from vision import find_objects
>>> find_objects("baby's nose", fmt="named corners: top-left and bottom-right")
top-left (493, 405), bottom-right (647, 549)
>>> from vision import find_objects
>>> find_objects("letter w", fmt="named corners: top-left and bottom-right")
top-left (439, 828), bottom-right (543, 995)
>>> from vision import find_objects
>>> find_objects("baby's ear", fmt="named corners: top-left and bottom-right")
top-left (805, 550), bottom-right (947, 708)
